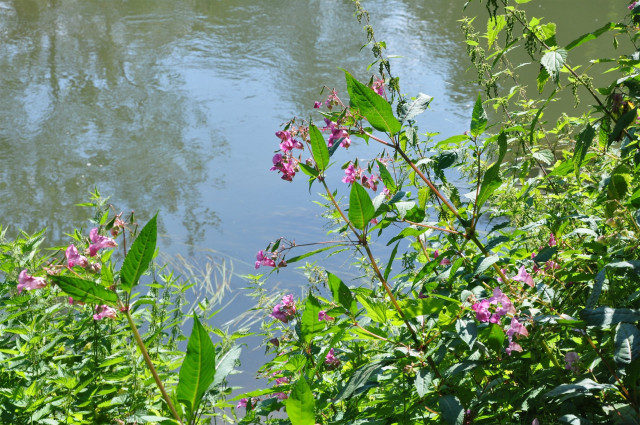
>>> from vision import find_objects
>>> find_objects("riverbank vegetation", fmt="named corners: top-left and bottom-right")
top-left (3, 0), bottom-right (640, 424)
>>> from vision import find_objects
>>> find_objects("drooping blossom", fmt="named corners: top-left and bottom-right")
top-left (512, 266), bottom-right (534, 288)
top-left (68, 296), bottom-right (85, 306)
top-left (545, 260), bottom-right (560, 271)
top-left (506, 340), bottom-right (523, 355)
top-left (270, 294), bottom-right (297, 323)
top-left (274, 392), bottom-right (288, 400)
top-left (255, 250), bottom-right (277, 269)
top-left (565, 351), bottom-right (580, 373)
top-left (93, 304), bottom-right (117, 320)
top-left (361, 174), bottom-right (379, 191)
top-left (325, 348), bottom-right (340, 367)
top-left (549, 233), bottom-right (557, 247)
top-left (270, 152), bottom-right (299, 181)
top-left (472, 288), bottom-right (515, 324)
top-left (17, 269), bottom-right (47, 294)
top-left (236, 398), bottom-right (249, 409)
top-left (66, 244), bottom-right (88, 269)
top-left (89, 262), bottom-right (102, 274)
top-left (275, 376), bottom-right (290, 385)
top-left (324, 119), bottom-right (351, 148)
top-left (342, 163), bottom-right (362, 184)
top-left (318, 310), bottom-right (334, 321)
top-left (89, 228), bottom-right (118, 257)
top-left (629, 1), bottom-right (639, 10)
top-left (440, 258), bottom-right (452, 266)
top-left (276, 130), bottom-right (304, 152)
top-left (269, 337), bottom-right (280, 347)
top-left (506, 317), bottom-right (529, 338)
top-left (382, 186), bottom-right (391, 198)
top-left (324, 89), bottom-right (339, 110)
top-left (110, 215), bottom-right (126, 237)
top-left (313, 101), bottom-right (322, 109)
top-left (371, 78), bottom-right (385, 96)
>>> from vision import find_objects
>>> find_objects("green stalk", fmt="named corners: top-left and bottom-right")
top-left (125, 309), bottom-right (183, 425)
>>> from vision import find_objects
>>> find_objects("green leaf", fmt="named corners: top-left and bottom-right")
top-left (484, 323), bottom-right (505, 352)
top-left (286, 377), bottom-right (315, 425)
top-left (299, 162), bottom-right (319, 178)
top-left (544, 379), bottom-right (615, 399)
top-left (456, 319), bottom-right (478, 349)
top-left (327, 272), bottom-right (357, 315)
top-left (177, 315), bottom-right (216, 420)
top-left (609, 108), bottom-right (637, 148)
top-left (540, 49), bottom-right (567, 83)
top-left (439, 395), bottom-right (464, 425)
top-left (349, 182), bottom-right (375, 230)
top-left (399, 92), bottom-right (432, 122)
top-left (415, 369), bottom-right (433, 398)
top-left (470, 93), bottom-right (487, 137)
top-left (51, 275), bottom-right (118, 306)
top-left (566, 22), bottom-right (618, 51)
top-left (487, 15), bottom-right (506, 49)
top-left (614, 323), bottom-right (640, 365)
top-left (211, 345), bottom-right (242, 388)
top-left (400, 298), bottom-right (445, 319)
top-left (581, 307), bottom-right (640, 328)
top-left (536, 67), bottom-right (550, 93)
top-left (574, 124), bottom-right (595, 178)
top-left (344, 70), bottom-right (401, 134)
top-left (301, 294), bottom-right (323, 342)
top-left (376, 159), bottom-right (397, 194)
top-left (336, 360), bottom-right (387, 401)
top-left (121, 214), bottom-right (157, 293)
top-left (474, 255), bottom-right (500, 276)
top-left (533, 246), bottom-right (557, 264)
top-left (309, 124), bottom-right (329, 171)
top-left (383, 242), bottom-right (399, 282)
top-left (286, 245), bottom-right (338, 264)
top-left (357, 295), bottom-right (388, 323)
top-left (477, 132), bottom-right (507, 209)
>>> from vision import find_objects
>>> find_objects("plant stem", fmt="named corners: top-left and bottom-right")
top-left (125, 309), bottom-right (183, 425)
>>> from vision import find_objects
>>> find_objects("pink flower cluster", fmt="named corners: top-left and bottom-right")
top-left (318, 310), bottom-right (334, 321)
top-left (66, 244), bottom-right (88, 269)
top-left (270, 130), bottom-right (304, 182)
top-left (270, 294), bottom-right (297, 323)
top-left (255, 250), bottom-right (277, 269)
top-left (325, 348), bottom-right (340, 368)
top-left (434, 250), bottom-right (451, 266)
top-left (89, 228), bottom-right (117, 257)
top-left (471, 288), bottom-right (515, 324)
top-left (323, 119), bottom-right (351, 148)
top-left (506, 317), bottom-right (528, 355)
top-left (93, 304), bottom-right (117, 320)
top-left (371, 77), bottom-right (385, 96)
top-left (342, 163), bottom-right (379, 191)
top-left (17, 269), bottom-right (47, 294)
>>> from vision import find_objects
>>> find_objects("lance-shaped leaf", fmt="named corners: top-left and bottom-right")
top-left (301, 294), bottom-right (323, 342)
top-left (476, 132), bottom-right (507, 209)
top-left (327, 272), bottom-right (357, 315)
top-left (309, 124), bottom-right (329, 171)
top-left (609, 107), bottom-right (637, 148)
top-left (574, 124), bottom-right (594, 178)
top-left (470, 93), bottom-right (487, 137)
top-left (566, 22), bottom-right (619, 51)
top-left (439, 395), bottom-right (464, 425)
top-left (286, 377), bottom-right (315, 425)
top-left (344, 70), bottom-right (401, 134)
top-left (51, 275), bottom-right (118, 306)
top-left (614, 323), bottom-right (640, 365)
top-left (376, 159), bottom-right (397, 194)
top-left (177, 315), bottom-right (216, 421)
top-left (349, 181), bottom-right (375, 230)
top-left (121, 214), bottom-right (157, 293)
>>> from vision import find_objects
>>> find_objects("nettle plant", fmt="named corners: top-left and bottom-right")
top-left (239, 1), bottom-right (640, 424)
top-left (1, 194), bottom-right (242, 425)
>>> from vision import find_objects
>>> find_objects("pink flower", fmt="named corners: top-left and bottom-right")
top-left (506, 340), bottom-right (523, 355)
top-left (489, 288), bottom-right (516, 317)
top-left (472, 299), bottom-right (491, 322)
top-left (270, 152), bottom-right (299, 181)
top-left (313, 101), bottom-right (322, 108)
top-left (549, 233), bottom-right (557, 247)
top-left (440, 258), bottom-right (452, 266)
top-left (275, 392), bottom-right (288, 400)
top-left (371, 78), bottom-right (385, 96)
top-left (629, 1), bottom-right (638, 10)
top-left (89, 228), bottom-right (117, 257)
top-left (325, 348), bottom-right (340, 367)
top-left (93, 304), bottom-right (117, 320)
top-left (342, 163), bottom-right (360, 184)
top-left (68, 296), bottom-right (85, 306)
top-left (565, 351), bottom-right (580, 373)
top-left (270, 294), bottom-right (297, 323)
top-left (512, 266), bottom-right (534, 288)
top-left (236, 398), bottom-right (248, 409)
top-left (496, 268), bottom-right (508, 282)
top-left (17, 269), bottom-right (47, 293)
top-left (275, 376), bottom-right (290, 385)
top-left (276, 130), bottom-right (304, 152)
top-left (269, 337), bottom-right (280, 347)
top-left (110, 215), bottom-right (126, 237)
top-left (318, 310), bottom-right (334, 321)
top-left (472, 288), bottom-right (515, 324)
top-left (255, 250), bottom-right (276, 269)
top-left (324, 119), bottom-right (351, 148)
top-left (361, 174), bottom-right (379, 192)
top-left (66, 244), bottom-right (88, 268)
top-left (506, 317), bottom-right (529, 338)
top-left (545, 260), bottom-right (560, 271)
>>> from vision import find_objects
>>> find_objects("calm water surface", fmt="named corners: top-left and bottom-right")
top-left (0, 0), bottom-right (625, 394)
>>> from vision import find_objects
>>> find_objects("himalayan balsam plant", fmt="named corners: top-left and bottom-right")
top-left (238, 1), bottom-right (640, 424)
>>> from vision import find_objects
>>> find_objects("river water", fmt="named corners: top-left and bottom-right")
top-left (0, 0), bottom-right (626, 395)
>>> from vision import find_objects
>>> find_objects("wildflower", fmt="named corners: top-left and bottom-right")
top-left (236, 398), bottom-right (249, 409)
top-left (472, 288), bottom-right (515, 324)
top-left (440, 258), bottom-right (452, 266)
top-left (275, 392), bottom-right (288, 400)
top-left (506, 317), bottom-right (529, 338)
top-left (532, 419), bottom-right (540, 425)
top-left (512, 266), bottom-right (534, 288)
top-left (361, 174), bottom-right (379, 191)
top-left (68, 296), bottom-right (85, 306)
top-left (565, 351), bottom-right (580, 373)
top-left (66, 244), bottom-right (88, 268)
top-left (318, 310), bottom-right (334, 321)
top-left (489, 288), bottom-right (516, 317)
top-left (93, 304), bottom-right (117, 320)
top-left (506, 340), bottom-right (523, 355)
top-left (371, 78), bottom-right (385, 96)
top-left (342, 163), bottom-right (361, 184)
top-left (17, 269), bottom-right (47, 294)
top-left (545, 260), bottom-right (560, 271)
top-left (110, 215), bottom-right (126, 237)
top-left (313, 101), bottom-right (322, 108)
top-left (382, 186), bottom-right (391, 197)
top-left (471, 299), bottom-right (492, 322)
top-left (88, 262), bottom-right (102, 274)
top-left (270, 294), bottom-right (296, 323)
top-left (89, 228), bottom-right (117, 257)
top-left (270, 152), bottom-right (299, 181)
top-left (276, 130), bottom-right (303, 152)
top-left (325, 348), bottom-right (340, 367)
top-left (549, 233), bottom-right (557, 247)
top-left (255, 250), bottom-right (276, 269)
top-left (496, 268), bottom-right (508, 283)
top-left (630, 1), bottom-right (639, 10)
top-left (324, 119), bottom-right (351, 148)
top-left (275, 376), bottom-right (290, 385)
